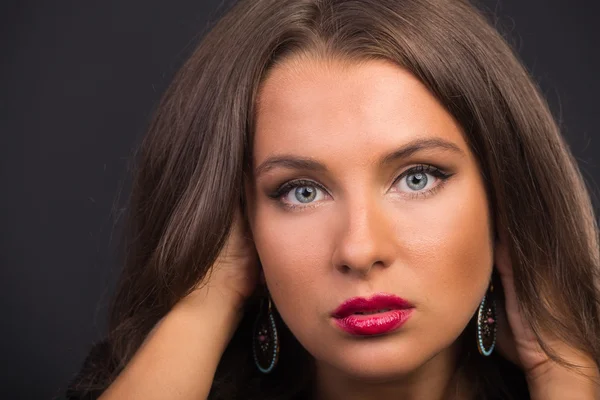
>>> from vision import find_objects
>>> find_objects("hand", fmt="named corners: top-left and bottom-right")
top-left (493, 230), bottom-right (599, 396)
top-left (109, 208), bottom-right (259, 400)
top-left (186, 207), bottom-right (260, 310)
top-left (493, 230), bottom-right (546, 373)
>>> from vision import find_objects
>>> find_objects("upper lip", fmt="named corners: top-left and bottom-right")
top-left (332, 293), bottom-right (414, 318)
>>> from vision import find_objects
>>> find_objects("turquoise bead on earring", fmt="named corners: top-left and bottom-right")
top-left (253, 297), bottom-right (280, 373)
top-left (477, 283), bottom-right (497, 356)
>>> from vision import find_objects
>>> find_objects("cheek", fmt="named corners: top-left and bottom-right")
top-left (251, 204), bottom-right (331, 299)
top-left (250, 205), bottom-right (335, 343)
top-left (397, 174), bottom-right (493, 349)
top-left (415, 176), bottom-right (493, 294)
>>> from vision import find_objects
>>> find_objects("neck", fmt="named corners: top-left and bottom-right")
top-left (313, 343), bottom-right (473, 400)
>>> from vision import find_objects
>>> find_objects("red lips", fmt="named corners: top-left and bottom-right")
top-left (332, 294), bottom-right (414, 336)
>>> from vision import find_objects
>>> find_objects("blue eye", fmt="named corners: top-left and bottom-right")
top-left (269, 165), bottom-right (452, 210)
top-left (291, 186), bottom-right (318, 203)
top-left (393, 165), bottom-right (451, 196)
top-left (404, 172), bottom-right (428, 191)
top-left (271, 179), bottom-right (328, 208)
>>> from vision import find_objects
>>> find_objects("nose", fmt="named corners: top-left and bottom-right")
top-left (331, 195), bottom-right (397, 277)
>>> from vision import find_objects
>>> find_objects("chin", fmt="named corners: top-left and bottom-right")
top-left (315, 334), bottom-right (441, 381)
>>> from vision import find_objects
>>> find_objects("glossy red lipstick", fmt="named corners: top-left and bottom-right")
top-left (332, 294), bottom-right (414, 336)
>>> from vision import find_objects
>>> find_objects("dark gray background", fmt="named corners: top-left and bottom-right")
top-left (1, 0), bottom-right (599, 398)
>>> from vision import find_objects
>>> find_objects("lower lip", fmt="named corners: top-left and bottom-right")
top-left (333, 309), bottom-right (414, 336)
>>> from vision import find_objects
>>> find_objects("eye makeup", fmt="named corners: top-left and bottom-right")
top-left (266, 163), bottom-right (455, 211)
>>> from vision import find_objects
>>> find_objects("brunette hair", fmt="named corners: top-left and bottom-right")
top-left (67, 0), bottom-right (600, 398)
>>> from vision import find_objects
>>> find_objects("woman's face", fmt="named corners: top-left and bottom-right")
top-left (247, 56), bottom-right (494, 379)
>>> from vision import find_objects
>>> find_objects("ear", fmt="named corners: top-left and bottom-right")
top-left (491, 230), bottom-right (523, 367)
top-left (493, 225), bottom-right (513, 279)
top-left (259, 267), bottom-right (266, 284)
top-left (251, 263), bottom-right (268, 298)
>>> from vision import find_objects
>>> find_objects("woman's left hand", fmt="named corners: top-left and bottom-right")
top-left (493, 231), bottom-right (599, 398)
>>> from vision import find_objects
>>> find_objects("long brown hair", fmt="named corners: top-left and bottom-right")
top-left (67, 0), bottom-right (600, 398)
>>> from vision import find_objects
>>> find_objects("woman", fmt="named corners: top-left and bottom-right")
top-left (67, 0), bottom-right (600, 398)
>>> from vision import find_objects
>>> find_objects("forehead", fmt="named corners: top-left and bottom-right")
top-left (253, 57), bottom-right (468, 167)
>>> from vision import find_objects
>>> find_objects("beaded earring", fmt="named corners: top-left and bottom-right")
top-left (253, 296), bottom-right (279, 373)
top-left (477, 282), bottom-right (497, 356)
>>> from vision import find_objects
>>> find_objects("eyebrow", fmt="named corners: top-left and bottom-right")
top-left (254, 137), bottom-right (465, 178)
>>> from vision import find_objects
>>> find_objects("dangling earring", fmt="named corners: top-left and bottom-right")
top-left (253, 295), bottom-right (279, 373)
top-left (477, 282), bottom-right (497, 356)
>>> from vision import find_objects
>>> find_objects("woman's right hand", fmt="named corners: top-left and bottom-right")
top-left (184, 208), bottom-right (260, 311)
top-left (100, 208), bottom-right (259, 400)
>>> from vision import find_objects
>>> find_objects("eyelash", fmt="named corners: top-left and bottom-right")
top-left (269, 164), bottom-right (453, 210)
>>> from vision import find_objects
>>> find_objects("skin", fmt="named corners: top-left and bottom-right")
top-left (98, 55), bottom-right (598, 400)
top-left (246, 56), bottom-right (495, 399)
